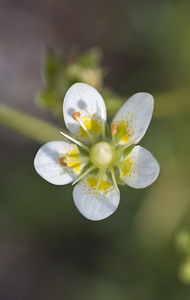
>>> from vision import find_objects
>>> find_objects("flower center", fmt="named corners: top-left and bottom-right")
top-left (90, 142), bottom-right (115, 168)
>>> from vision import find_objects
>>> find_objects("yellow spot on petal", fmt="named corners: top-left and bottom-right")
top-left (121, 155), bottom-right (135, 178)
top-left (86, 177), bottom-right (112, 192)
top-left (79, 115), bottom-right (101, 137)
top-left (67, 147), bottom-right (81, 173)
top-left (116, 121), bottom-right (131, 142)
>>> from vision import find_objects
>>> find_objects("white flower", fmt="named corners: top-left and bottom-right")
top-left (34, 83), bottom-right (160, 221)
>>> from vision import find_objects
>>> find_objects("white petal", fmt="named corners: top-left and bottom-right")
top-left (34, 141), bottom-right (86, 185)
top-left (119, 146), bottom-right (160, 188)
top-left (112, 92), bottom-right (154, 145)
top-left (63, 83), bottom-right (106, 144)
top-left (73, 175), bottom-right (120, 221)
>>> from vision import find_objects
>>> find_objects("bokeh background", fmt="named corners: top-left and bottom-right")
top-left (1, 0), bottom-right (190, 299)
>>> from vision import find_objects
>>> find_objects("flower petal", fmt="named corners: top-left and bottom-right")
top-left (112, 93), bottom-right (154, 145)
top-left (34, 141), bottom-right (86, 185)
top-left (63, 83), bottom-right (106, 144)
top-left (73, 175), bottom-right (120, 221)
top-left (119, 146), bottom-right (160, 188)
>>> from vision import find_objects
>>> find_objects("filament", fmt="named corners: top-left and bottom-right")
top-left (110, 168), bottom-right (119, 193)
top-left (116, 136), bottom-right (138, 155)
top-left (101, 120), bottom-right (105, 140)
top-left (96, 169), bottom-right (105, 191)
top-left (72, 112), bottom-right (95, 143)
top-left (72, 165), bottom-right (95, 185)
top-left (60, 131), bottom-right (90, 152)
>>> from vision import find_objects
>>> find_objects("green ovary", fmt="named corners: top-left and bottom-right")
top-left (90, 142), bottom-right (116, 169)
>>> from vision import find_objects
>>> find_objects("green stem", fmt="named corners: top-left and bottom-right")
top-left (0, 102), bottom-right (66, 143)
top-left (0, 88), bottom-right (189, 143)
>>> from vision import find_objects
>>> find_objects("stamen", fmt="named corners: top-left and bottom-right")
top-left (101, 120), bottom-right (105, 140)
top-left (96, 169), bottom-right (105, 191)
top-left (63, 156), bottom-right (89, 163)
top-left (72, 111), bottom-right (95, 143)
top-left (111, 124), bottom-right (117, 135)
top-left (72, 112), bottom-right (81, 121)
top-left (116, 129), bottom-right (143, 154)
top-left (60, 131), bottom-right (90, 152)
top-left (110, 168), bottom-right (119, 193)
top-left (72, 165), bottom-right (95, 185)
top-left (111, 123), bottom-right (117, 144)
top-left (59, 156), bottom-right (67, 167)
top-left (116, 135), bottom-right (138, 155)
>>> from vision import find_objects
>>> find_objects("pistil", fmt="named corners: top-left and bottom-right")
top-left (90, 142), bottom-right (115, 169)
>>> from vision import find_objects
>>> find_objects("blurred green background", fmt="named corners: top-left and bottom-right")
top-left (1, 0), bottom-right (190, 299)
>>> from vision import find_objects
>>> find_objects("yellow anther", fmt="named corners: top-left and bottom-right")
top-left (59, 156), bottom-right (67, 167)
top-left (72, 112), bottom-right (81, 121)
top-left (111, 124), bottom-right (117, 135)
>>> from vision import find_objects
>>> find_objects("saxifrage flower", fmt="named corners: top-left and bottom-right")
top-left (34, 83), bottom-right (160, 221)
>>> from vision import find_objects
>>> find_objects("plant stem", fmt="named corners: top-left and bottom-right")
top-left (0, 87), bottom-right (190, 144)
top-left (0, 102), bottom-right (66, 143)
